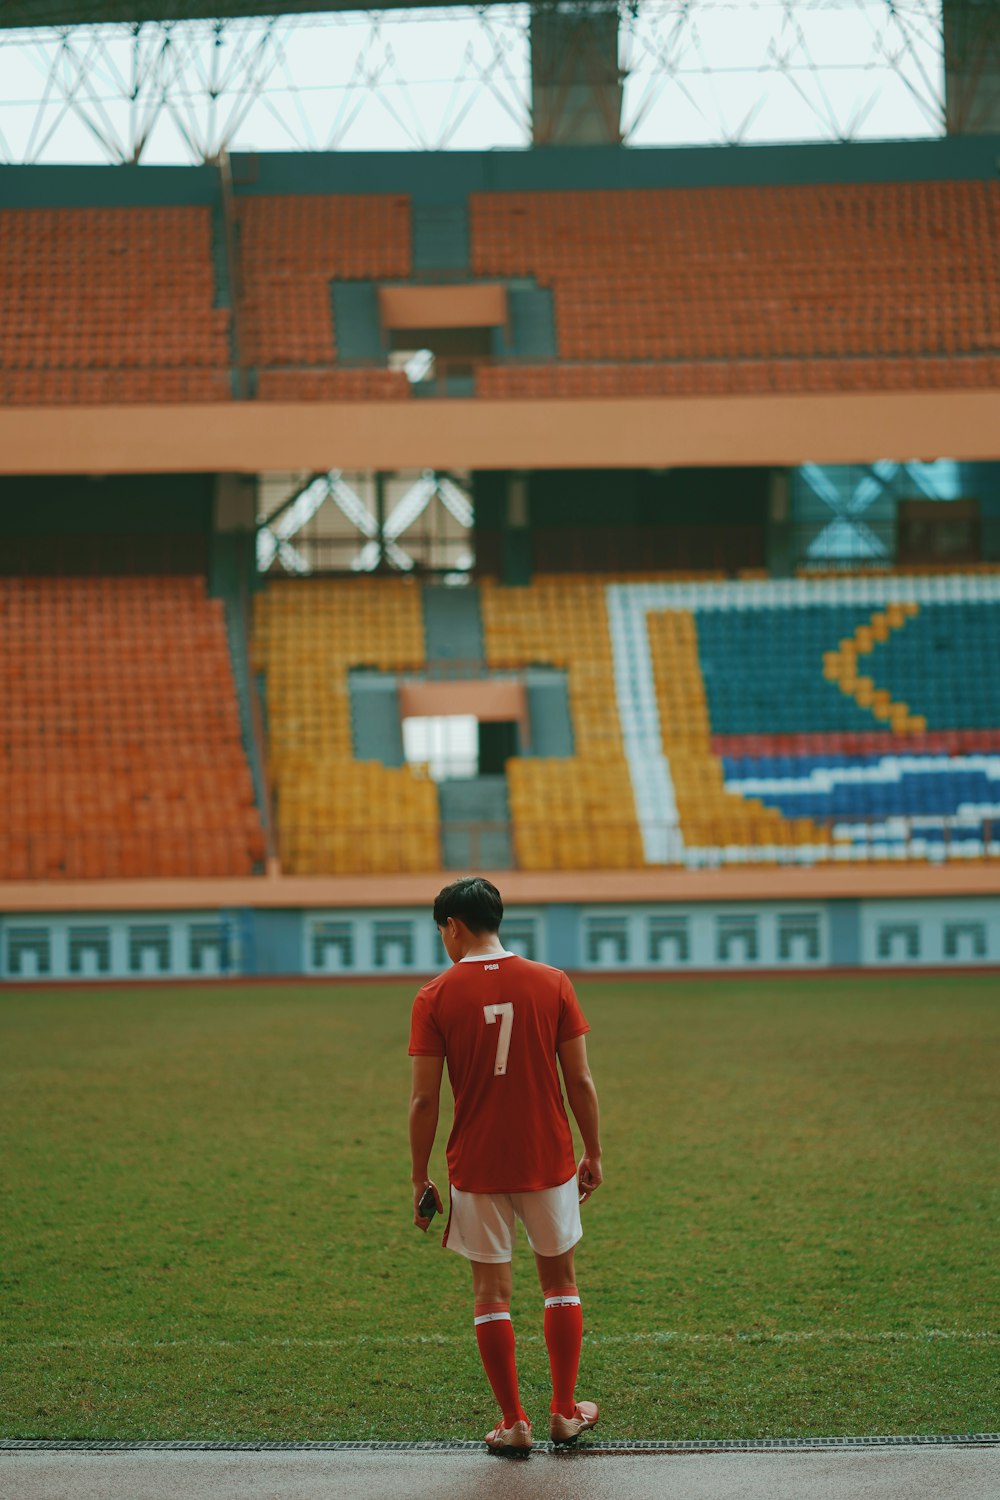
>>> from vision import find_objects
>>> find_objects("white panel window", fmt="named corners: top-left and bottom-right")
top-left (403, 715), bottom-right (478, 782)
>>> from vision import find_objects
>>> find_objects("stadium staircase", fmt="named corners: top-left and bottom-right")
top-left (421, 582), bottom-right (511, 869)
top-left (349, 672), bottom-right (406, 765)
top-left (480, 575), bottom-right (645, 870)
top-left (215, 151), bottom-right (248, 400)
top-left (412, 203), bottom-right (469, 274)
top-left (211, 197), bottom-right (243, 401)
top-left (329, 283), bottom-right (385, 363)
top-left (209, 548), bottom-right (274, 865)
top-left (438, 776), bottom-right (512, 869)
top-left (421, 582), bottom-right (484, 666)
top-left (506, 283), bottom-right (558, 360)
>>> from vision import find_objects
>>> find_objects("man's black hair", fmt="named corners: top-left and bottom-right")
top-left (433, 876), bottom-right (503, 934)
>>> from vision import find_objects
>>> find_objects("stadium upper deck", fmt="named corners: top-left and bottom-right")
top-left (1, 137), bottom-right (998, 472)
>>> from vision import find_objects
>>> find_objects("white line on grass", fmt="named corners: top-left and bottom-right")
top-left (6, 1330), bottom-right (998, 1349)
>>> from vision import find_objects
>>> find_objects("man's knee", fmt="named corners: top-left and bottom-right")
top-left (472, 1260), bottom-right (513, 1303)
top-left (534, 1248), bottom-right (576, 1290)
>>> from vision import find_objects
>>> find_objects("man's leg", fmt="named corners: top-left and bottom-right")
top-left (534, 1248), bottom-right (583, 1420)
top-left (471, 1260), bottom-right (529, 1429)
top-left (535, 1246), bottom-right (598, 1442)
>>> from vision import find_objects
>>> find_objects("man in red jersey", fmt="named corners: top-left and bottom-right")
top-left (408, 876), bottom-right (603, 1456)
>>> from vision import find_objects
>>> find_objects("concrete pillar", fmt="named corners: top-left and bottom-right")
top-left (531, 3), bottom-right (623, 146)
top-left (214, 472), bottom-right (256, 533)
top-left (765, 467), bottom-right (793, 577)
top-left (943, 0), bottom-right (1000, 133)
top-left (504, 472), bottom-right (533, 585)
top-left (959, 462), bottom-right (1000, 560)
top-left (211, 473), bottom-right (257, 597)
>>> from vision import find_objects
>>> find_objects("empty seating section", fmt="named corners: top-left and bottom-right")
top-left (0, 208), bottom-right (230, 403)
top-left (6, 178), bottom-right (995, 403)
top-left (470, 181), bottom-right (1000, 394)
top-left (252, 578), bottom-right (438, 874)
top-left (688, 583), bottom-right (1000, 861)
top-left (256, 370), bottom-right (411, 401)
top-left (646, 609), bottom-right (830, 856)
top-left (693, 599), bottom-right (1000, 741)
top-left (480, 576), bottom-right (644, 870)
top-left (237, 195), bottom-right (411, 372)
top-left (0, 577), bottom-right (264, 879)
top-left (254, 572), bottom-right (999, 875)
top-left (476, 355), bottom-right (1000, 399)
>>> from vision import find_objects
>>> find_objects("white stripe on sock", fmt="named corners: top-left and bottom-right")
top-left (544, 1296), bottom-right (581, 1308)
top-left (474, 1311), bottom-right (512, 1326)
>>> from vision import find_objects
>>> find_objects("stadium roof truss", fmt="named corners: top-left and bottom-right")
top-left (0, 0), bottom-right (961, 164)
top-left (257, 468), bottom-right (474, 573)
top-left (796, 458), bottom-right (963, 562)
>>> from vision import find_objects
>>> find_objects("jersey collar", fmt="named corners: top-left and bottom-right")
top-left (459, 949), bottom-right (516, 963)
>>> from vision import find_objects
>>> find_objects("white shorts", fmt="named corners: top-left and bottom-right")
top-left (444, 1175), bottom-right (582, 1264)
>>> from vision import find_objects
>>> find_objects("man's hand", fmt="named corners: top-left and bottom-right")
top-left (577, 1154), bottom-right (603, 1204)
top-left (412, 1178), bottom-right (444, 1231)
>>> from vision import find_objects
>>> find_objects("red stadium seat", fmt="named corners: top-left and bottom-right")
top-left (0, 575), bottom-right (266, 879)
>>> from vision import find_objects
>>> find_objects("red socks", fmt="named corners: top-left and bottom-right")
top-left (474, 1287), bottom-right (583, 1425)
top-left (544, 1284), bottom-right (583, 1418)
top-left (474, 1302), bottom-right (527, 1426)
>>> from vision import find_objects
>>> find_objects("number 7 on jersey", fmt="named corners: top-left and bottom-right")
top-left (483, 1002), bottom-right (514, 1075)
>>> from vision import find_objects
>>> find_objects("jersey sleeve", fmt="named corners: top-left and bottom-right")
top-left (556, 971), bottom-right (590, 1046)
top-left (408, 985), bottom-right (445, 1057)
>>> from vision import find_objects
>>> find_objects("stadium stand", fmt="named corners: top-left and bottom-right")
top-left (251, 569), bottom-right (1000, 876)
top-left (256, 370), bottom-right (411, 401)
top-left (645, 608), bottom-right (831, 859)
top-left (610, 575), bottom-right (1000, 865)
top-left (252, 576), bottom-right (440, 873)
top-left (0, 207), bottom-right (231, 404)
top-left (476, 355), bottom-right (1000, 399)
top-left (236, 194), bottom-right (411, 380)
top-left (3, 171), bottom-right (997, 405)
top-left (462, 575), bottom-right (645, 870)
top-left (0, 575), bottom-right (264, 879)
top-left (470, 180), bottom-right (1000, 396)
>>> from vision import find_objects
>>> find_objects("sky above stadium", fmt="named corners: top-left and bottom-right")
top-left (0, 0), bottom-right (944, 163)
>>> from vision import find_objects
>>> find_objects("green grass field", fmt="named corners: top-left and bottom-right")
top-left (1, 975), bottom-right (997, 1442)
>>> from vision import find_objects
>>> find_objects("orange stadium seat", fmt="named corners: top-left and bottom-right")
top-left (476, 355), bottom-right (1000, 400)
top-left (0, 207), bottom-right (231, 404)
top-left (237, 194), bottom-right (411, 374)
top-left (256, 369), bottom-right (412, 401)
top-left (470, 179), bottom-right (1000, 396)
top-left (480, 575), bottom-right (644, 871)
top-left (252, 576), bottom-right (440, 875)
top-left (3, 179), bottom-right (994, 404)
top-left (0, 576), bottom-right (265, 879)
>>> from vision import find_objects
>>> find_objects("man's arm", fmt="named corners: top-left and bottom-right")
top-left (557, 1033), bottom-right (603, 1202)
top-left (409, 1054), bottom-right (445, 1229)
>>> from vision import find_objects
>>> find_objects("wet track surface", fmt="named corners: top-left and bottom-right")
top-left (2, 1442), bottom-right (999, 1500)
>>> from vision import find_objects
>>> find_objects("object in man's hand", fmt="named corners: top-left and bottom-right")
top-left (418, 1185), bottom-right (437, 1221)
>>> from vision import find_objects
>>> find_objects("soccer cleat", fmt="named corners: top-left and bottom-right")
top-left (549, 1400), bottom-right (599, 1445)
top-left (484, 1417), bottom-right (533, 1456)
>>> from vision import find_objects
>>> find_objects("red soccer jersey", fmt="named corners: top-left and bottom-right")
top-left (409, 951), bottom-right (589, 1194)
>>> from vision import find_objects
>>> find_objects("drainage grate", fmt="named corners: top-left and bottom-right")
top-left (1, 1435), bottom-right (997, 1454)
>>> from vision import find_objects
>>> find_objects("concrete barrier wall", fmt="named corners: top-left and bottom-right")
top-left (2, 894), bottom-right (997, 981)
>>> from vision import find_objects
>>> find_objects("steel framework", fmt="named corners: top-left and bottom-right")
top-left (792, 459), bottom-right (963, 565)
top-left (0, 0), bottom-right (952, 164)
top-left (257, 468), bottom-right (475, 574)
